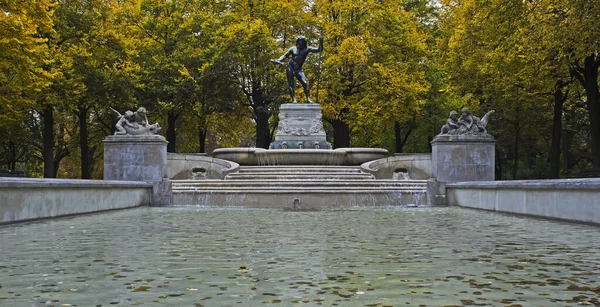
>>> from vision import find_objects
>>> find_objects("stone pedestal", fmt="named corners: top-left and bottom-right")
top-left (431, 134), bottom-right (495, 182)
top-left (104, 135), bottom-right (171, 206)
top-left (271, 103), bottom-right (332, 149)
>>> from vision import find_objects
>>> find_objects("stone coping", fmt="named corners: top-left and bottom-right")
top-left (103, 135), bottom-right (168, 144)
top-left (167, 153), bottom-right (208, 158)
top-left (431, 134), bottom-right (496, 143)
top-left (392, 153), bottom-right (431, 159)
top-left (279, 103), bottom-right (323, 110)
top-left (0, 177), bottom-right (153, 189)
top-left (337, 148), bottom-right (388, 154)
top-left (447, 178), bottom-right (600, 190)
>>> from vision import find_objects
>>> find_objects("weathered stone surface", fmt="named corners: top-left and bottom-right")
top-left (431, 135), bottom-right (495, 182)
top-left (446, 178), bottom-right (600, 225)
top-left (256, 149), bottom-right (345, 165)
top-left (361, 153), bottom-right (432, 179)
top-left (271, 103), bottom-right (332, 149)
top-left (152, 180), bottom-right (172, 206)
top-left (104, 135), bottom-right (168, 182)
top-left (167, 153), bottom-right (240, 179)
top-left (338, 148), bottom-right (388, 166)
top-left (212, 148), bottom-right (264, 166)
top-left (173, 190), bottom-right (427, 208)
top-left (104, 135), bottom-right (171, 206)
top-left (0, 178), bottom-right (152, 224)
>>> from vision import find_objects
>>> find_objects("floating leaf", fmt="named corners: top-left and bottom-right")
top-left (132, 286), bottom-right (151, 292)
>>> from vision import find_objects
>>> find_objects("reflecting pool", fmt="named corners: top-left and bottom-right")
top-left (0, 207), bottom-right (599, 306)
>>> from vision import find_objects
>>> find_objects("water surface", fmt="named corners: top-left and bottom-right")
top-left (0, 207), bottom-right (599, 306)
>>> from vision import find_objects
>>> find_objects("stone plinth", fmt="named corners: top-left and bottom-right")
top-left (431, 134), bottom-right (495, 182)
top-left (271, 103), bottom-right (332, 149)
top-left (104, 135), bottom-right (168, 182)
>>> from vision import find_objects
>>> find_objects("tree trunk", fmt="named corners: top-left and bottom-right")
top-left (198, 125), bottom-right (206, 153)
top-left (329, 119), bottom-right (350, 148)
top-left (563, 128), bottom-right (574, 175)
top-left (548, 83), bottom-right (567, 178)
top-left (495, 148), bottom-right (502, 180)
top-left (53, 123), bottom-right (68, 178)
top-left (43, 105), bottom-right (55, 178)
top-left (167, 110), bottom-right (178, 153)
top-left (394, 121), bottom-right (414, 154)
top-left (573, 54), bottom-right (600, 167)
top-left (512, 131), bottom-right (520, 179)
top-left (255, 107), bottom-right (271, 149)
top-left (395, 122), bottom-right (402, 153)
top-left (512, 102), bottom-right (521, 180)
top-left (78, 107), bottom-right (91, 179)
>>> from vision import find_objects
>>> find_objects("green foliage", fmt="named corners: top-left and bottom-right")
top-left (0, 0), bottom-right (55, 124)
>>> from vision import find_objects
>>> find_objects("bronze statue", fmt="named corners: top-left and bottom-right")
top-left (271, 36), bottom-right (323, 104)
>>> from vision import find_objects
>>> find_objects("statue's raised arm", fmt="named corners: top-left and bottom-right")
top-left (310, 36), bottom-right (324, 53)
top-left (270, 35), bottom-right (323, 104)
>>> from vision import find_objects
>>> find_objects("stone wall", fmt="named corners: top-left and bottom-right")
top-left (167, 153), bottom-right (240, 179)
top-left (361, 154), bottom-right (432, 179)
top-left (447, 179), bottom-right (600, 225)
top-left (0, 178), bottom-right (152, 224)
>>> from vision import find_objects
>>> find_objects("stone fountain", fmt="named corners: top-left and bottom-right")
top-left (213, 103), bottom-right (388, 166)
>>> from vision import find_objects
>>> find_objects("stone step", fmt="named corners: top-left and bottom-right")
top-left (224, 173), bottom-right (375, 180)
top-left (174, 188), bottom-right (425, 193)
top-left (238, 166), bottom-right (363, 174)
top-left (172, 190), bottom-right (427, 208)
top-left (170, 164), bottom-right (429, 207)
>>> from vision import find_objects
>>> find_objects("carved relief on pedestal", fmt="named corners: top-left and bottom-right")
top-left (277, 113), bottom-right (325, 136)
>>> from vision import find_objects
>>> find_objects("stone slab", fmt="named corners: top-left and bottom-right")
top-left (446, 178), bottom-right (600, 225)
top-left (0, 178), bottom-right (152, 224)
top-left (104, 135), bottom-right (168, 182)
top-left (431, 135), bottom-right (495, 182)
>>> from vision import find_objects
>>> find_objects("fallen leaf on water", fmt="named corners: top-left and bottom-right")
top-left (132, 286), bottom-right (151, 292)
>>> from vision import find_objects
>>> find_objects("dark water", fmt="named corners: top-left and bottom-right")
top-left (0, 207), bottom-right (599, 306)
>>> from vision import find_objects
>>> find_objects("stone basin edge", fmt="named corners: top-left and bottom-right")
top-left (446, 178), bottom-right (600, 190)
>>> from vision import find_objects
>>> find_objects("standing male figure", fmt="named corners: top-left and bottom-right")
top-left (271, 36), bottom-right (323, 104)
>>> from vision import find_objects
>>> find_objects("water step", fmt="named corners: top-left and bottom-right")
top-left (173, 187), bottom-right (426, 192)
top-left (238, 166), bottom-right (363, 174)
top-left (171, 165), bottom-right (429, 208)
top-left (225, 173), bottom-right (375, 180)
top-left (172, 180), bottom-right (427, 188)
top-left (172, 190), bottom-right (427, 208)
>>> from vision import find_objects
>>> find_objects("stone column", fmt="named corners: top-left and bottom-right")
top-left (103, 135), bottom-right (171, 205)
top-left (431, 135), bottom-right (495, 182)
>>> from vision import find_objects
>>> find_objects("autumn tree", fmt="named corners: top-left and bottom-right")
top-left (0, 0), bottom-right (55, 175)
top-left (313, 0), bottom-right (430, 149)
top-left (120, 0), bottom-right (209, 152)
top-left (210, 0), bottom-right (310, 149)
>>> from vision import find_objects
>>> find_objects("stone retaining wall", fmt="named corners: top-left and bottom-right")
top-left (447, 179), bottom-right (600, 225)
top-left (0, 178), bottom-right (152, 224)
